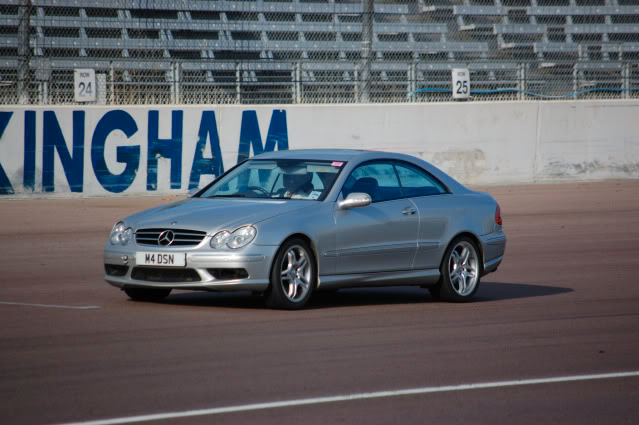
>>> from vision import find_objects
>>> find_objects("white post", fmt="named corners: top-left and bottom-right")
top-left (517, 63), bottom-right (524, 100)
top-left (294, 62), bottom-right (302, 104)
top-left (354, 68), bottom-right (360, 102)
top-left (408, 63), bottom-right (416, 100)
top-left (97, 73), bottom-right (107, 105)
top-left (235, 63), bottom-right (241, 104)
top-left (622, 62), bottom-right (630, 100)
top-left (109, 62), bottom-right (115, 104)
top-left (174, 62), bottom-right (181, 104)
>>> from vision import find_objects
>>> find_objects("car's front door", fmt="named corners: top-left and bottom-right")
top-left (394, 161), bottom-right (451, 270)
top-left (334, 161), bottom-right (419, 274)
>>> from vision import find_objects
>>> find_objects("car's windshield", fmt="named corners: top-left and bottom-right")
top-left (199, 159), bottom-right (346, 200)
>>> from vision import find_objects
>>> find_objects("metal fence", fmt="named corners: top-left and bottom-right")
top-left (2, 0), bottom-right (639, 105)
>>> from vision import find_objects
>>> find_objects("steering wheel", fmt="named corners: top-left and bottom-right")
top-left (247, 186), bottom-right (269, 196)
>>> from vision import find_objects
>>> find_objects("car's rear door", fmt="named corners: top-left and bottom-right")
top-left (334, 161), bottom-right (419, 274)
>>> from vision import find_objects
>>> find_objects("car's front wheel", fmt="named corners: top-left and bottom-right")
top-left (431, 237), bottom-right (481, 301)
top-left (265, 239), bottom-right (316, 309)
top-left (124, 287), bottom-right (172, 302)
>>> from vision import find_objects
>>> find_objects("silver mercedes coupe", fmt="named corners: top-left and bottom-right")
top-left (104, 149), bottom-right (506, 309)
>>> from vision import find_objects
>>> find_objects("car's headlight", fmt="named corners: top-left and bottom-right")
top-left (210, 230), bottom-right (231, 249)
top-left (121, 227), bottom-right (133, 245)
top-left (210, 226), bottom-right (257, 249)
top-left (227, 226), bottom-right (257, 249)
top-left (110, 222), bottom-right (133, 246)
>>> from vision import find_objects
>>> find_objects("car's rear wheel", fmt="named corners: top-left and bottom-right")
top-left (431, 237), bottom-right (481, 302)
top-left (265, 239), bottom-right (315, 309)
top-left (124, 287), bottom-right (172, 302)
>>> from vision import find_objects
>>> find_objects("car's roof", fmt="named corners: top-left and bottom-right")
top-left (252, 149), bottom-right (373, 162)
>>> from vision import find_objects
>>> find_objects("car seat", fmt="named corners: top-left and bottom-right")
top-left (350, 177), bottom-right (379, 202)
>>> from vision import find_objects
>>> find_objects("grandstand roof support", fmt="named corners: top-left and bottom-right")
top-left (17, 0), bottom-right (32, 105)
top-left (359, 0), bottom-right (373, 103)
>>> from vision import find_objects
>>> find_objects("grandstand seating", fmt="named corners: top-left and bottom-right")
top-left (0, 0), bottom-right (638, 104)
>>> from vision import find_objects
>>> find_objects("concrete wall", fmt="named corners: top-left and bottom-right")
top-left (0, 100), bottom-right (638, 198)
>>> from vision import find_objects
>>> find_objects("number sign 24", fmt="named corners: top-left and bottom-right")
top-left (74, 69), bottom-right (97, 102)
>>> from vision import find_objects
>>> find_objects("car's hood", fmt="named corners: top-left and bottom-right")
top-left (124, 198), bottom-right (318, 233)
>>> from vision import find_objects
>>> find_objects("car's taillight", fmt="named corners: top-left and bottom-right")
top-left (495, 204), bottom-right (502, 226)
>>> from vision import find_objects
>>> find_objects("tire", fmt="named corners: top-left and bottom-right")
top-left (265, 238), bottom-right (316, 309)
top-left (433, 236), bottom-right (482, 302)
top-left (124, 287), bottom-right (172, 302)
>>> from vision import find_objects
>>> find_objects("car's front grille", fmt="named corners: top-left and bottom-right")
top-left (135, 228), bottom-right (207, 247)
top-left (131, 267), bottom-right (201, 282)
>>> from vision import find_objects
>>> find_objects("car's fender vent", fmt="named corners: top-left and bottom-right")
top-left (131, 267), bottom-right (201, 282)
top-left (135, 228), bottom-right (207, 246)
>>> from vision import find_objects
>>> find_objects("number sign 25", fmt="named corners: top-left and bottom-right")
top-left (74, 69), bottom-right (96, 102)
top-left (451, 68), bottom-right (471, 100)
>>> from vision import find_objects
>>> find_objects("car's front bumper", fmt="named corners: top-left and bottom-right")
top-left (104, 244), bottom-right (278, 292)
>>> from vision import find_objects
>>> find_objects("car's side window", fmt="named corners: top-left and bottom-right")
top-left (342, 161), bottom-right (402, 203)
top-left (394, 162), bottom-right (448, 197)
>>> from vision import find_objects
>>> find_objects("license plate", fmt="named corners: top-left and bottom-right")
top-left (136, 252), bottom-right (186, 267)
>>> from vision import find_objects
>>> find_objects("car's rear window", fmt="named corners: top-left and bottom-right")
top-left (394, 162), bottom-right (448, 196)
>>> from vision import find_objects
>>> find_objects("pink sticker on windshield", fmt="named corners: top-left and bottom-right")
top-left (331, 161), bottom-right (344, 167)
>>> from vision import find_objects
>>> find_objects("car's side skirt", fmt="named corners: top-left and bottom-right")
top-left (317, 268), bottom-right (440, 290)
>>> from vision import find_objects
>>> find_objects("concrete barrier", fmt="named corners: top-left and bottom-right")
top-left (0, 100), bottom-right (637, 198)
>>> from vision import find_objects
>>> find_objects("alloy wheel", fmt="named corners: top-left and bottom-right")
top-left (279, 245), bottom-right (312, 302)
top-left (448, 241), bottom-right (479, 296)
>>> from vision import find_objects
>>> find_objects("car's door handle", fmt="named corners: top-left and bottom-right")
top-left (402, 207), bottom-right (417, 215)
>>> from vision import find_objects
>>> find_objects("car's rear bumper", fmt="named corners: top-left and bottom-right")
top-left (480, 231), bottom-right (506, 276)
top-left (482, 255), bottom-right (504, 275)
top-left (104, 246), bottom-right (277, 292)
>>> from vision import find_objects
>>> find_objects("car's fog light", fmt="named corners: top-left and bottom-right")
top-left (227, 226), bottom-right (257, 249)
top-left (207, 268), bottom-right (249, 280)
top-left (210, 230), bottom-right (231, 249)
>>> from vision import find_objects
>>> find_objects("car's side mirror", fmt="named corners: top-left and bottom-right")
top-left (187, 188), bottom-right (199, 198)
top-left (337, 192), bottom-right (372, 210)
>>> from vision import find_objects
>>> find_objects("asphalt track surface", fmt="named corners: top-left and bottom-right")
top-left (1, 180), bottom-right (638, 425)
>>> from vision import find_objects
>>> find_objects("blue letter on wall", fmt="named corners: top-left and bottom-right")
top-left (43, 111), bottom-right (84, 192)
top-left (0, 112), bottom-right (14, 195)
top-left (92, 110), bottom-right (140, 193)
top-left (147, 110), bottom-right (183, 190)
top-left (189, 111), bottom-right (224, 190)
top-left (23, 110), bottom-right (36, 192)
top-left (237, 110), bottom-right (288, 163)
